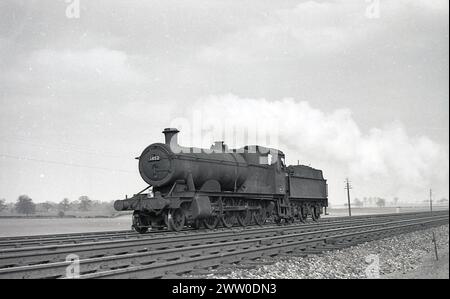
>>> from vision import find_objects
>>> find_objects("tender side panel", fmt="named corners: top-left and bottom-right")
top-left (289, 176), bottom-right (327, 199)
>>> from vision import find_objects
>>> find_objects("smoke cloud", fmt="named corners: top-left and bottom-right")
top-left (175, 94), bottom-right (449, 204)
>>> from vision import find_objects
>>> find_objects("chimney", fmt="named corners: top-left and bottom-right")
top-left (211, 141), bottom-right (228, 152)
top-left (162, 128), bottom-right (180, 146)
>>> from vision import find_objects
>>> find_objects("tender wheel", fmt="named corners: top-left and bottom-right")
top-left (253, 209), bottom-right (266, 226)
top-left (203, 216), bottom-right (219, 229)
top-left (300, 207), bottom-right (308, 223)
top-left (167, 209), bottom-right (186, 231)
top-left (298, 210), bottom-right (305, 223)
top-left (311, 206), bottom-right (320, 221)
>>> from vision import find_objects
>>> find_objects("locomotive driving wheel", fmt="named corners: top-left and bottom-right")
top-left (203, 216), bottom-right (219, 229)
top-left (237, 210), bottom-right (251, 227)
top-left (167, 208), bottom-right (186, 231)
top-left (221, 198), bottom-right (236, 228)
top-left (236, 200), bottom-right (251, 227)
top-left (253, 208), bottom-right (266, 226)
top-left (221, 212), bottom-right (236, 228)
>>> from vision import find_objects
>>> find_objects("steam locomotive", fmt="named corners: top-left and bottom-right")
top-left (114, 128), bottom-right (328, 233)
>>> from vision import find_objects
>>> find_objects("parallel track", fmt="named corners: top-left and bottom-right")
top-left (0, 210), bottom-right (444, 249)
top-left (0, 211), bottom-right (447, 279)
top-left (82, 214), bottom-right (449, 279)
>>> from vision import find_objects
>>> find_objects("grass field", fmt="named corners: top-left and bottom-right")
top-left (0, 215), bottom-right (133, 237)
top-left (325, 206), bottom-right (448, 217)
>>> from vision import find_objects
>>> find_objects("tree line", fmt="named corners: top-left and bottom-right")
top-left (0, 195), bottom-right (115, 216)
top-left (350, 196), bottom-right (449, 208)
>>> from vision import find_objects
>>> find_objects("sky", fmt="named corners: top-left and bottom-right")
top-left (0, 0), bottom-right (448, 205)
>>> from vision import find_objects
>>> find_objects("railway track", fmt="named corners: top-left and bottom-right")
top-left (0, 211), bottom-right (447, 279)
top-left (1, 212), bottom-right (443, 267)
top-left (0, 210), bottom-right (443, 249)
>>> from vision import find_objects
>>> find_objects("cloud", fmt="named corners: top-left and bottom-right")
top-left (30, 48), bottom-right (136, 82)
top-left (175, 94), bottom-right (449, 202)
top-left (197, 0), bottom-right (449, 65)
top-left (1, 47), bottom-right (148, 101)
top-left (412, 0), bottom-right (449, 12)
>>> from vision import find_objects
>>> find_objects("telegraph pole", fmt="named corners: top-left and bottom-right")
top-left (429, 188), bottom-right (438, 260)
top-left (429, 188), bottom-right (433, 215)
top-left (345, 178), bottom-right (352, 217)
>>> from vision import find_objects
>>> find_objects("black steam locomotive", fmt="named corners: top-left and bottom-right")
top-left (114, 128), bottom-right (328, 233)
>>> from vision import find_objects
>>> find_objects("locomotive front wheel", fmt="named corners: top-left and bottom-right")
top-left (203, 216), bottom-right (219, 229)
top-left (167, 209), bottom-right (186, 231)
top-left (132, 211), bottom-right (149, 234)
